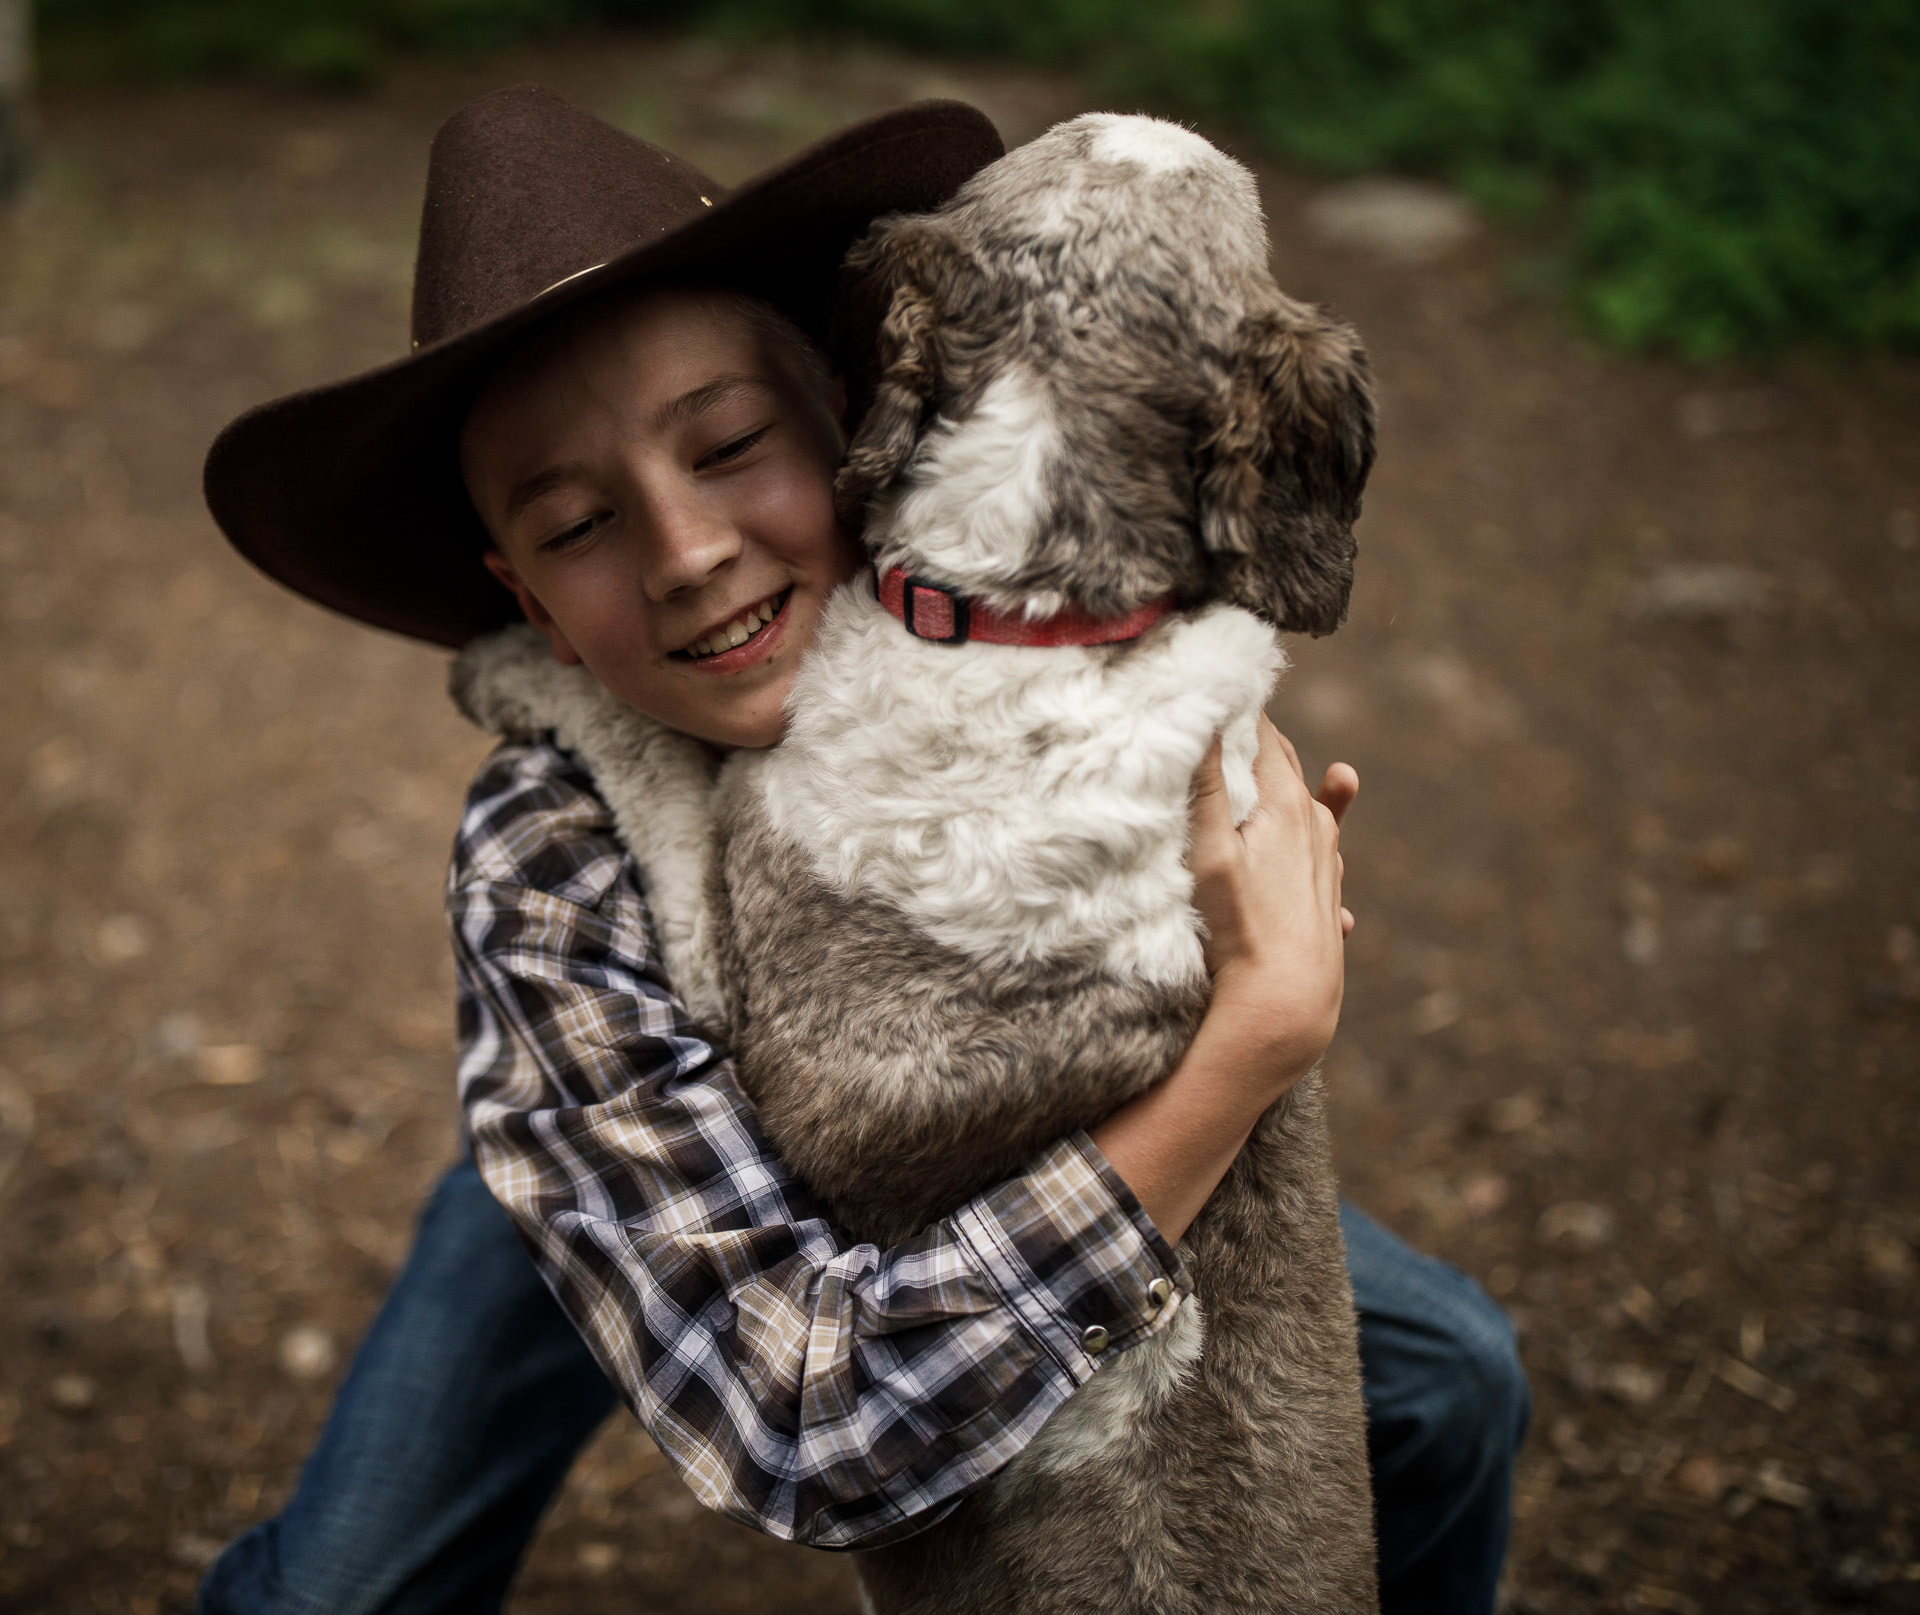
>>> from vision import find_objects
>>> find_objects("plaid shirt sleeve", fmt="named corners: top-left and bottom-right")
top-left (450, 738), bottom-right (1192, 1549)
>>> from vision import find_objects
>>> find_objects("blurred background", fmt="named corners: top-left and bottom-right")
top-left (0, 3), bottom-right (1915, 1612)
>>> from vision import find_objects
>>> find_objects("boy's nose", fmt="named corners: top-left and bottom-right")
top-left (637, 486), bottom-right (741, 602)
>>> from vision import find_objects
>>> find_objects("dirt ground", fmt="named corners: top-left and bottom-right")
top-left (1, 27), bottom-right (1916, 1615)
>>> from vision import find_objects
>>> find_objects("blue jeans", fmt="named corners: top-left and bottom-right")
top-left (201, 1164), bottom-right (1528, 1615)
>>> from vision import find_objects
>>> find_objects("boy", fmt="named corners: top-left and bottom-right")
top-left (202, 87), bottom-right (1527, 1614)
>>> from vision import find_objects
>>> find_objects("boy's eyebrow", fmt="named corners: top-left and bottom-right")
top-left (502, 463), bottom-right (595, 521)
top-left (652, 373), bottom-right (773, 434)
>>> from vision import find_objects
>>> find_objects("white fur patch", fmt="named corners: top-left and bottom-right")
top-left (1002, 1296), bottom-right (1206, 1484)
top-left (761, 586), bottom-right (1283, 985)
top-left (997, 112), bottom-right (1269, 279)
top-left (872, 367), bottom-right (1062, 597)
top-left (1085, 113), bottom-right (1216, 174)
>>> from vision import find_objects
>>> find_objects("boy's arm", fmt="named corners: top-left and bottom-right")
top-left (450, 743), bottom-right (1187, 1549)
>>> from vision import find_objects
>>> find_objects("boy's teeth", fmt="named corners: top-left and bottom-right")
top-left (690, 595), bottom-right (782, 658)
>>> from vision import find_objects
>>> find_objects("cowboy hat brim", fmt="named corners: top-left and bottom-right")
top-left (204, 97), bottom-right (1003, 648)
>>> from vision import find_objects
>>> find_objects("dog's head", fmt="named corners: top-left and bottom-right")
top-left (833, 114), bottom-right (1375, 634)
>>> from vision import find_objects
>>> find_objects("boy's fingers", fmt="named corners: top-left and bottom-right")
top-left (1255, 714), bottom-right (1307, 791)
top-left (1316, 763), bottom-right (1360, 827)
top-left (1189, 736), bottom-right (1233, 842)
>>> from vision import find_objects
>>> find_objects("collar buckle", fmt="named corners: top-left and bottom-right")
top-left (898, 574), bottom-right (970, 645)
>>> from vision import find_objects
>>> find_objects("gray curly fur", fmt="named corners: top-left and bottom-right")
top-left (832, 117), bottom-right (1375, 636)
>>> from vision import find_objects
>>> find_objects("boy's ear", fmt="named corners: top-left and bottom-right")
top-left (1195, 301), bottom-right (1376, 635)
top-left (482, 549), bottom-right (583, 665)
top-left (831, 220), bottom-right (972, 533)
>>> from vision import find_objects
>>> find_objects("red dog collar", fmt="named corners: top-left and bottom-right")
top-left (878, 568), bottom-right (1175, 647)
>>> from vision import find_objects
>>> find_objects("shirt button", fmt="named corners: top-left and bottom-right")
top-left (1147, 1277), bottom-right (1173, 1309)
top-left (1080, 1323), bottom-right (1111, 1355)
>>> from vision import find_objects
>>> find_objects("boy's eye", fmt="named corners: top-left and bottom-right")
top-left (700, 426), bottom-right (771, 469)
top-left (541, 514), bottom-right (602, 552)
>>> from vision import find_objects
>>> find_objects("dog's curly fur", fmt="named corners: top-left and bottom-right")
top-left (456, 112), bottom-right (1379, 1614)
top-left (834, 114), bottom-right (1373, 636)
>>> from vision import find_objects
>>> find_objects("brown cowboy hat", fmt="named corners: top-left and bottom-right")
top-left (202, 85), bottom-right (1003, 648)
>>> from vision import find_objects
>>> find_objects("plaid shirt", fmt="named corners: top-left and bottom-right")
top-left (451, 737), bottom-right (1189, 1549)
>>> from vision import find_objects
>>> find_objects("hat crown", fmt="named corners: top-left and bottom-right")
top-left (411, 86), bottom-right (722, 349)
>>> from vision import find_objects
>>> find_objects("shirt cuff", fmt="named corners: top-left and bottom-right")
top-left (950, 1132), bottom-right (1194, 1386)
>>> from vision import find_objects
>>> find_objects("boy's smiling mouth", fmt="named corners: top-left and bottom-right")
top-left (671, 588), bottom-right (792, 664)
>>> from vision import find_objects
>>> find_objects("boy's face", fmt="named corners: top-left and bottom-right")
top-left (463, 287), bottom-right (861, 749)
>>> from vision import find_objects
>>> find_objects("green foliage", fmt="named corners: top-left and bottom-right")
top-left (37, 0), bottom-right (591, 86)
top-left (34, 0), bottom-right (1920, 358)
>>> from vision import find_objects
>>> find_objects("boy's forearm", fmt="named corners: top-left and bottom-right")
top-left (1090, 997), bottom-right (1311, 1244)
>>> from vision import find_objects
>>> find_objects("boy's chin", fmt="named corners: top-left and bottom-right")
top-left (651, 689), bottom-right (789, 753)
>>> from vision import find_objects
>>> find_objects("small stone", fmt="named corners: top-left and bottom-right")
top-left (1688, 837), bottom-right (1749, 885)
top-left (1409, 988), bottom-right (1463, 1036)
top-left (198, 1044), bottom-right (263, 1086)
top-left (577, 1541), bottom-right (620, 1576)
top-left (1597, 1362), bottom-right (1664, 1407)
top-left (1619, 1284), bottom-right (1661, 1331)
top-left (1487, 1092), bottom-right (1543, 1134)
top-left (156, 1012), bottom-right (200, 1058)
top-left (1462, 1175), bottom-right (1510, 1217)
top-left (48, 1372), bottom-right (97, 1415)
top-left (1537, 1201), bottom-right (1616, 1250)
top-left (1674, 1454), bottom-right (1726, 1501)
top-left (90, 914), bottom-right (150, 965)
top-left (1620, 914), bottom-right (1661, 967)
top-left (1859, 1224), bottom-right (1914, 1283)
top-left (279, 1325), bottom-right (338, 1382)
top-left (1306, 177), bottom-right (1478, 264)
top-left (1625, 564), bottom-right (1774, 623)
top-left (170, 1532), bottom-right (225, 1569)
top-left (1823, 1552), bottom-right (1890, 1597)
top-left (172, 1282), bottom-right (215, 1375)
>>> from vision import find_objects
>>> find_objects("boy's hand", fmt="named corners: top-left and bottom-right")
top-left (1187, 716), bottom-right (1356, 1099)
top-left (1090, 716), bottom-right (1356, 1242)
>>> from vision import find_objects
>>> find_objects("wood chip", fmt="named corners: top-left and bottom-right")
top-left (1754, 1459), bottom-right (1813, 1510)
top-left (1716, 1354), bottom-right (1796, 1413)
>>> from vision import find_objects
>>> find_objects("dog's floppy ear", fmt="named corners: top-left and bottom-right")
top-left (831, 220), bottom-right (971, 532)
top-left (1195, 302), bottom-right (1376, 635)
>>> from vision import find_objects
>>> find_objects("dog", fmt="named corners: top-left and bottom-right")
top-left (458, 112), bottom-right (1379, 1614)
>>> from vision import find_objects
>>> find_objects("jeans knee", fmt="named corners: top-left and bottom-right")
top-left (1427, 1294), bottom-right (1530, 1479)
